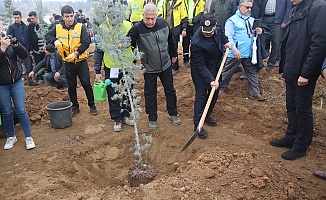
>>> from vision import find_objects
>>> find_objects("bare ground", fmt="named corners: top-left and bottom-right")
top-left (0, 54), bottom-right (325, 200)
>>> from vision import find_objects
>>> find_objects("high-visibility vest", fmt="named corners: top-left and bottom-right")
top-left (56, 23), bottom-right (88, 62)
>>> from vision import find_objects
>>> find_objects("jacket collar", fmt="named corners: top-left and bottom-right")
top-left (60, 21), bottom-right (77, 30)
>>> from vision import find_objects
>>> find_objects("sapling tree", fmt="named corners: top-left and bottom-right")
top-left (92, 0), bottom-right (153, 168)
top-left (34, 0), bottom-right (48, 54)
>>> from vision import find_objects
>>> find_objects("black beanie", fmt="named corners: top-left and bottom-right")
top-left (45, 44), bottom-right (55, 53)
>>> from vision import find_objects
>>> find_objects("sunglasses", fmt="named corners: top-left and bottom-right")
top-left (242, 5), bottom-right (252, 9)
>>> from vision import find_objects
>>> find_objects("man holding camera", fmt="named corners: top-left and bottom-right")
top-left (0, 33), bottom-right (36, 150)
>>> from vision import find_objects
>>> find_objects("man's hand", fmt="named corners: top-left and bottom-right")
top-left (281, 23), bottom-right (287, 29)
top-left (95, 74), bottom-right (102, 82)
top-left (136, 60), bottom-right (142, 65)
top-left (0, 36), bottom-right (10, 52)
top-left (297, 76), bottom-right (309, 86)
top-left (255, 28), bottom-right (263, 35)
top-left (181, 30), bottom-right (187, 37)
top-left (28, 71), bottom-right (35, 78)
top-left (172, 57), bottom-right (177, 64)
top-left (224, 42), bottom-right (232, 49)
top-left (54, 40), bottom-right (61, 47)
top-left (65, 53), bottom-right (77, 62)
top-left (210, 80), bottom-right (219, 90)
top-left (29, 51), bottom-right (33, 56)
top-left (54, 72), bottom-right (60, 78)
top-left (233, 50), bottom-right (241, 60)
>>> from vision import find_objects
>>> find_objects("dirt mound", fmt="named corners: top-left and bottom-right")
top-left (0, 55), bottom-right (325, 199)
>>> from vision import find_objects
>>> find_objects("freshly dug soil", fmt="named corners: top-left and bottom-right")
top-left (0, 54), bottom-right (325, 199)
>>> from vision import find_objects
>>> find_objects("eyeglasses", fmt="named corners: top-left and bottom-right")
top-left (241, 5), bottom-right (252, 9)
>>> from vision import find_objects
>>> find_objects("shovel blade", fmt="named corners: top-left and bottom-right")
top-left (181, 129), bottom-right (200, 152)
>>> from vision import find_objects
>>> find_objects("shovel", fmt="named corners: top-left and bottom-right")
top-left (181, 47), bottom-right (229, 152)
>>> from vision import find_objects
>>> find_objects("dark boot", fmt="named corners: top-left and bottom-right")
top-left (27, 77), bottom-right (38, 86)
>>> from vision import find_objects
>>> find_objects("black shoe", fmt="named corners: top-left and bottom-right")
top-left (90, 106), bottom-right (98, 116)
top-left (205, 115), bottom-right (217, 126)
top-left (27, 78), bottom-right (38, 86)
top-left (270, 136), bottom-right (294, 149)
top-left (281, 148), bottom-right (307, 160)
top-left (194, 127), bottom-right (208, 139)
top-left (72, 107), bottom-right (80, 117)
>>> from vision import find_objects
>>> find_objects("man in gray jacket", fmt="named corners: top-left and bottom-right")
top-left (127, 4), bottom-right (181, 129)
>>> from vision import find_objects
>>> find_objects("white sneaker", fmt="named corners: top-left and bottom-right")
top-left (123, 116), bottom-right (135, 126)
top-left (4, 136), bottom-right (17, 150)
top-left (114, 121), bottom-right (122, 132)
top-left (26, 137), bottom-right (35, 150)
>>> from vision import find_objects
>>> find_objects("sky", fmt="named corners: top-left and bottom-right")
top-left (42, 0), bottom-right (87, 1)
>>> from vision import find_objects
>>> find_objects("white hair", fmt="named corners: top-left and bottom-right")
top-left (143, 4), bottom-right (158, 14)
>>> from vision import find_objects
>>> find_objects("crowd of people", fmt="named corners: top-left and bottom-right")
top-left (0, 0), bottom-right (325, 180)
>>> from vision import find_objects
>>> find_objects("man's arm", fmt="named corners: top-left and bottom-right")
top-left (45, 25), bottom-right (57, 44)
top-left (225, 20), bottom-right (236, 52)
top-left (282, 0), bottom-right (293, 25)
top-left (126, 25), bottom-right (139, 48)
top-left (322, 57), bottom-right (326, 78)
top-left (168, 27), bottom-right (178, 57)
top-left (300, 4), bottom-right (326, 79)
top-left (76, 25), bottom-right (91, 54)
top-left (32, 56), bottom-right (47, 73)
top-left (190, 43), bottom-right (215, 85)
top-left (94, 45), bottom-right (104, 74)
top-left (13, 43), bottom-right (28, 60)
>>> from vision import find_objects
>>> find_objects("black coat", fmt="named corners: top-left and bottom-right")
top-left (190, 23), bottom-right (229, 85)
top-left (0, 43), bottom-right (28, 85)
top-left (32, 51), bottom-right (64, 75)
top-left (28, 23), bottom-right (42, 52)
top-left (7, 21), bottom-right (31, 50)
top-left (279, 0), bottom-right (326, 79)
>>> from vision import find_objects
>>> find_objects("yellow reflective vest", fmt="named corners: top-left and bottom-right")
top-left (55, 23), bottom-right (88, 63)
top-left (130, 0), bottom-right (145, 23)
top-left (185, 0), bottom-right (205, 18)
top-left (103, 21), bottom-right (132, 68)
top-left (160, 0), bottom-right (187, 28)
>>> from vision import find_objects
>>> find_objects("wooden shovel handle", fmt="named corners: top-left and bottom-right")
top-left (197, 47), bottom-right (230, 129)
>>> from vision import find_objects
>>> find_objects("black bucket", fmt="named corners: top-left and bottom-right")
top-left (45, 101), bottom-right (73, 129)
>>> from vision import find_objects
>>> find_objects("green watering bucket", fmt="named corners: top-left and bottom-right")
top-left (93, 80), bottom-right (107, 101)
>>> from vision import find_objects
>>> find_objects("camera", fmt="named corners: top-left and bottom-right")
top-left (7, 35), bottom-right (18, 45)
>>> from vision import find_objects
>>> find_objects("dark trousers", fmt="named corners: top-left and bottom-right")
top-left (144, 66), bottom-right (178, 121)
top-left (192, 73), bottom-right (219, 127)
top-left (262, 16), bottom-right (282, 66)
top-left (104, 67), bottom-right (131, 122)
top-left (64, 60), bottom-right (95, 109)
top-left (220, 58), bottom-right (260, 95)
top-left (285, 77), bottom-right (317, 151)
top-left (182, 25), bottom-right (194, 63)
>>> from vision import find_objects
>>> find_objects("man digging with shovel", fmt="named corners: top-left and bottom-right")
top-left (190, 13), bottom-right (231, 139)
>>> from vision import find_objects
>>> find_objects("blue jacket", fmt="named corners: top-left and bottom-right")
top-left (226, 10), bottom-right (254, 58)
top-left (7, 22), bottom-right (31, 50)
top-left (254, 0), bottom-right (293, 24)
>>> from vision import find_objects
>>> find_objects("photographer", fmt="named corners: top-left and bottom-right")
top-left (0, 33), bottom-right (36, 150)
